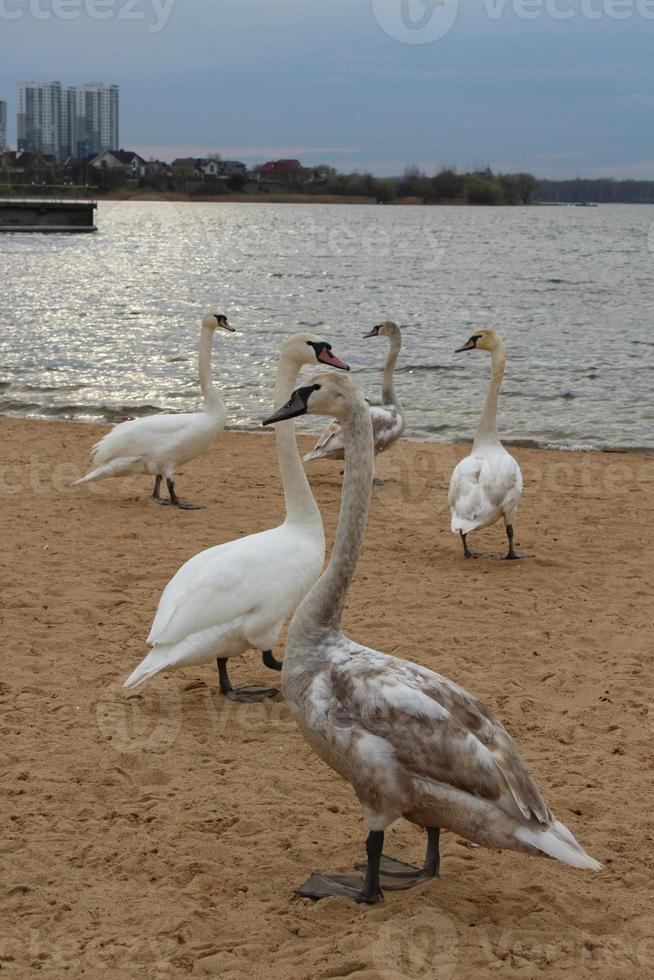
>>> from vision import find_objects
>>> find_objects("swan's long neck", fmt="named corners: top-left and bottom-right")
top-left (290, 402), bottom-right (374, 637)
top-left (198, 325), bottom-right (222, 415)
top-left (381, 329), bottom-right (402, 408)
top-left (274, 359), bottom-right (322, 526)
top-left (474, 340), bottom-right (506, 447)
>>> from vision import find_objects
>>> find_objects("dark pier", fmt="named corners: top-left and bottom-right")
top-left (0, 199), bottom-right (97, 233)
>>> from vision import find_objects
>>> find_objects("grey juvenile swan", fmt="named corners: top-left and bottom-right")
top-left (303, 320), bottom-right (406, 462)
top-left (264, 372), bottom-right (600, 904)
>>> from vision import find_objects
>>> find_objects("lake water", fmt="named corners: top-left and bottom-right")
top-left (0, 200), bottom-right (652, 451)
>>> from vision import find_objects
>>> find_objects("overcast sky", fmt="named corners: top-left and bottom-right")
top-left (1, 0), bottom-right (653, 177)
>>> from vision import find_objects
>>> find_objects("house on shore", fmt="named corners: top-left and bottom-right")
top-left (172, 157), bottom-right (248, 181)
top-left (255, 159), bottom-right (306, 186)
top-left (0, 150), bottom-right (57, 186)
top-left (89, 150), bottom-right (148, 179)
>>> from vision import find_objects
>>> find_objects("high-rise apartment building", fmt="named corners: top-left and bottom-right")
top-left (17, 81), bottom-right (119, 162)
top-left (0, 101), bottom-right (7, 150)
top-left (17, 81), bottom-right (63, 158)
top-left (73, 83), bottom-right (119, 158)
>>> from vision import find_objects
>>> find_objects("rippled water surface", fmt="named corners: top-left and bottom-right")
top-left (0, 201), bottom-right (652, 450)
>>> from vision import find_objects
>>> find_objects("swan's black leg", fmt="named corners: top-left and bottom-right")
top-left (262, 650), bottom-right (283, 671)
top-left (294, 832), bottom-right (386, 903)
top-left (166, 477), bottom-right (204, 511)
top-left (355, 825), bottom-right (440, 888)
top-left (152, 474), bottom-right (172, 504)
top-left (357, 831), bottom-right (384, 904)
top-left (424, 827), bottom-right (441, 877)
top-left (217, 658), bottom-right (232, 695)
top-left (501, 524), bottom-right (534, 560)
top-left (460, 531), bottom-right (495, 560)
top-left (216, 657), bottom-right (279, 703)
top-left (295, 827), bottom-right (438, 902)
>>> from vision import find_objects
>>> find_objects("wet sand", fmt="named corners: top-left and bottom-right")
top-left (1, 418), bottom-right (652, 978)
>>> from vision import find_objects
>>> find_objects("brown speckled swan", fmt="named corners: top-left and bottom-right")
top-left (264, 372), bottom-right (600, 904)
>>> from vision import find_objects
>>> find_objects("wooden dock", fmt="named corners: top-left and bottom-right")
top-left (0, 199), bottom-right (97, 233)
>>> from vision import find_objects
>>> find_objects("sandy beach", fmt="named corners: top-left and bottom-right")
top-left (1, 417), bottom-right (652, 979)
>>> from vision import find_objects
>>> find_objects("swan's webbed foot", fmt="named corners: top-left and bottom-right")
top-left (501, 525), bottom-right (534, 560)
top-left (295, 873), bottom-right (372, 901)
top-left (226, 685), bottom-right (279, 702)
top-left (460, 533), bottom-right (495, 559)
top-left (355, 828), bottom-right (440, 890)
top-left (295, 831), bottom-right (385, 905)
top-left (166, 478), bottom-right (205, 510)
top-left (216, 658), bottom-right (278, 702)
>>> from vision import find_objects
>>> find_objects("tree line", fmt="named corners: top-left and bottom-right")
top-left (535, 177), bottom-right (654, 204)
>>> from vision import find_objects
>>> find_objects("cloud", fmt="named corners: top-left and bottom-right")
top-left (134, 145), bottom-right (365, 161)
top-left (1, 1), bottom-right (653, 178)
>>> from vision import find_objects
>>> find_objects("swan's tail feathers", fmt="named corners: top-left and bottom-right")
top-left (516, 820), bottom-right (602, 871)
top-left (451, 515), bottom-right (477, 535)
top-left (303, 448), bottom-right (324, 463)
top-left (303, 446), bottom-right (343, 463)
top-left (123, 650), bottom-right (168, 689)
top-left (72, 456), bottom-right (141, 486)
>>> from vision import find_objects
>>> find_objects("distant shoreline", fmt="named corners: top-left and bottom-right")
top-left (92, 193), bottom-right (654, 207)
top-left (100, 191), bottom-right (450, 205)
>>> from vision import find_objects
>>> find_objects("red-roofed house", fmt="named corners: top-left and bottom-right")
top-left (256, 159), bottom-right (306, 185)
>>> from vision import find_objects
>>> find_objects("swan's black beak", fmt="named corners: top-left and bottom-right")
top-left (263, 384), bottom-right (321, 426)
top-left (455, 337), bottom-right (477, 352)
top-left (363, 325), bottom-right (380, 339)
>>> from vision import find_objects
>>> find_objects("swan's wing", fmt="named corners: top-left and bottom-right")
top-left (93, 413), bottom-right (200, 463)
top-left (370, 406), bottom-right (405, 454)
top-left (303, 421), bottom-right (344, 461)
top-left (148, 528), bottom-right (282, 646)
top-left (481, 451), bottom-right (522, 513)
top-left (448, 455), bottom-right (484, 523)
top-left (331, 651), bottom-right (550, 825)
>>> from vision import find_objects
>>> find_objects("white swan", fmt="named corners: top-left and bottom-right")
top-left (73, 312), bottom-right (235, 509)
top-left (303, 320), bottom-right (406, 462)
top-left (123, 333), bottom-right (350, 702)
top-left (264, 372), bottom-right (600, 904)
top-left (448, 329), bottom-right (526, 559)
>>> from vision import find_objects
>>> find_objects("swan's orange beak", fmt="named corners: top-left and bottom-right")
top-left (318, 348), bottom-right (349, 370)
top-left (455, 337), bottom-right (476, 352)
